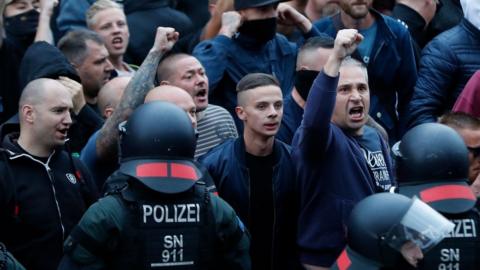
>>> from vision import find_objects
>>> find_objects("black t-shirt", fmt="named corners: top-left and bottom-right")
top-left (245, 151), bottom-right (275, 270)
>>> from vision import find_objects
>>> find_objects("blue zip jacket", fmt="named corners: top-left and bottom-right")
top-left (292, 71), bottom-right (394, 267)
top-left (199, 137), bottom-right (299, 269)
top-left (314, 10), bottom-right (417, 142)
top-left (407, 18), bottom-right (480, 127)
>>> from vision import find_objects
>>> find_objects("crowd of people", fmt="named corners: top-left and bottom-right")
top-left (0, 0), bottom-right (479, 269)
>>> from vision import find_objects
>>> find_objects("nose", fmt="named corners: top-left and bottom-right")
top-left (195, 73), bottom-right (207, 86)
top-left (350, 88), bottom-right (362, 101)
top-left (413, 247), bottom-right (424, 260)
top-left (105, 59), bottom-right (114, 72)
top-left (64, 111), bottom-right (73, 125)
top-left (267, 104), bottom-right (279, 118)
top-left (112, 24), bottom-right (122, 34)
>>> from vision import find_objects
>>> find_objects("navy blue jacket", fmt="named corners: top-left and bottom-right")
top-left (292, 72), bottom-right (394, 267)
top-left (200, 137), bottom-right (299, 269)
top-left (407, 18), bottom-right (480, 127)
top-left (314, 10), bottom-right (417, 142)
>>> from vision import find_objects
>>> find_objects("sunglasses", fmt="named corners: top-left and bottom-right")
top-left (467, 146), bottom-right (480, 158)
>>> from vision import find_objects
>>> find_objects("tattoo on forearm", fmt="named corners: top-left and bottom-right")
top-left (96, 50), bottom-right (163, 159)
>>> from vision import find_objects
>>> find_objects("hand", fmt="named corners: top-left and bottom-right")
top-left (219, 11), bottom-right (242, 38)
top-left (323, 29), bottom-right (363, 77)
top-left (332, 29), bottom-right (363, 60)
top-left (212, 0), bottom-right (234, 17)
top-left (151, 27), bottom-right (179, 53)
top-left (277, 3), bottom-right (312, 33)
top-left (39, 0), bottom-right (58, 17)
top-left (58, 76), bottom-right (86, 115)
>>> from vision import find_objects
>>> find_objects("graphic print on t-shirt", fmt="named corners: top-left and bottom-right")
top-left (360, 148), bottom-right (391, 191)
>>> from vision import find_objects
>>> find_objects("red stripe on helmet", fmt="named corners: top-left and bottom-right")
top-left (337, 249), bottom-right (351, 270)
top-left (170, 163), bottom-right (198, 181)
top-left (419, 185), bottom-right (476, 203)
top-left (136, 163), bottom-right (168, 177)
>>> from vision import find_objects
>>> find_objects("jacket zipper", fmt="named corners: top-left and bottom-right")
top-left (372, 41), bottom-right (385, 65)
top-left (10, 152), bottom-right (66, 240)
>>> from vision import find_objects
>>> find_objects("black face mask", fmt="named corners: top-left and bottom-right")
top-left (238, 17), bottom-right (277, 45)
top-left (294, 70), bottom-right (319, 101)
top-left (4, 9), bottom-right (39, 43)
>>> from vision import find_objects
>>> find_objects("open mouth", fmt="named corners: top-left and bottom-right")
top-left (57, 128), bottom-right (69, 138)
top-left (196, 89), bottom-right (207, 97)
top-left (195, 89), bottom-right (208, 101)
top-left (112, 37), bottom-right (123, 48)
top-left (349, 106), bottom-right (364, 120)
top-left (264, 122), bottom-right (279, 130)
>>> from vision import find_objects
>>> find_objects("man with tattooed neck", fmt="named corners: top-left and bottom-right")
top-left (193, 0), bottom-right (323, 131)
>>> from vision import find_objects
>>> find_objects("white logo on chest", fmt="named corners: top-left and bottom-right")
top-left (65, 173), bottom-right (77, 184)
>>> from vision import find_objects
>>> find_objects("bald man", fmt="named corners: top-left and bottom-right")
top-left (0, 78), bottom-right (98, 270)
top-left (97, 76), bottom-right (131, 119)
top-left (156, 53), bottom-right (238, 158)
top-left (81, 84), bottom-right (199, 190)
top-left (144, 85), bottom-right (197, 128)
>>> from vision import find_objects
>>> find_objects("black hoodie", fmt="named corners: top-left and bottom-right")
top-left (123, 0), bottom-right (194, 65)
top-left (18, 41), bottom-right (80, 90)
top-left (0, 130), bottom-right (98, 270)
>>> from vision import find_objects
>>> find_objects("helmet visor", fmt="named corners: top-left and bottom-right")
top-left (383, 197), bottom-right (454, 253)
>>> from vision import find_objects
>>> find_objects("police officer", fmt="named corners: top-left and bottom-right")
top-left (331, 193), bottom-right (454, 270)
top-left (58, 101), bottom-right (251, 270)
top-left (392, 123), bottom-right (480, 269)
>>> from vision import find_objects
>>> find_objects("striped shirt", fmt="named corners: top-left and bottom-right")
top-left (195, 104), bottom-right (238, 159)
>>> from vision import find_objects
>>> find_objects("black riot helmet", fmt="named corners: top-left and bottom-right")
top-left (119, 101), bottom-right (196, 161)
top-left (342, 193), bottom-right (453, 269)
top-left (392, 123), bottom-right (476, 214)
top-left (118, 101), bottom-right (201, 194)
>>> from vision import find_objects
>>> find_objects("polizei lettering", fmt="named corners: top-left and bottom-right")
top-left (143, 204), bottom-right (200, 224)
top-left (445, 219), bottom-right (477, 238)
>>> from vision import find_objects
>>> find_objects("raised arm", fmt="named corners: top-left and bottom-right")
top-left (193, 11), bottom-right (241, 91)
top-left (34, 0), bottom-right (57, 44)
top-left (294, 29), bottom-right (363, 157)
top-left (96, 27), bottom-right (179, 160)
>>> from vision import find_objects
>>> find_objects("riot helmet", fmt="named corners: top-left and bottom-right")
top-left (345, 193), bottom-right (453, 268)
top-left (393, 123), bottom-right (476, 213)
top-left (118, 101), bottom-right (201, 194)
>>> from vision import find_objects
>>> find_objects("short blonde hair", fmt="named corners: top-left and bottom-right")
top-left (86, 0), bottom-right (123, 28)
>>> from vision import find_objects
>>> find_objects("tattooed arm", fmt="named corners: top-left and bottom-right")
top-left (96, 27), bottom-right (179, 160)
